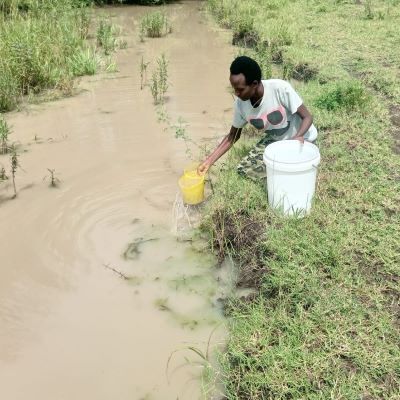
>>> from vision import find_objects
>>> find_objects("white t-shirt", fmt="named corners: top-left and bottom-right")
top-left (232, 79), bottom-right (318, 142)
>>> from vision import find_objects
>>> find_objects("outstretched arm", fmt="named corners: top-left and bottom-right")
top-left (292, 104), bottom-right (313, 143)
top-left (198, 126), bottom-right (242, 174)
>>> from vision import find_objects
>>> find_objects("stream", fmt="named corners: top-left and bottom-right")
top-left (0, 2), bottom-right (236, 399)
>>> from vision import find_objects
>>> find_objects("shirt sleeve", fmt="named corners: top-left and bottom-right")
top-left (278, 81), bottom-right (303, 114)
top-left (232, 98), bottom-right (247, 128)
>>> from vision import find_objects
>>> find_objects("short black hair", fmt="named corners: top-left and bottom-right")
top-left (230, 56), bottom-right (261, 85)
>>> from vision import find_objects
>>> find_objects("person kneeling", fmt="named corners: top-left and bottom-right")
top-left (198, 56), bottom-right (317, 182)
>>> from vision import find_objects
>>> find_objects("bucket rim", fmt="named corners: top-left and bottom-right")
top-left (263, 140), bottom-right (320, 164)
top-left (263, 141), bottom-right (320, 172)
top-left (178, 174), bottom-right (204, 189)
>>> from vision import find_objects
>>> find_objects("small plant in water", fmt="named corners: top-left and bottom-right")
top-left (97, 17), bottom-right (117, 55)
top-left (157, 53), bottom-right (168, 99)
top-left (69, 47), bottom-right (100, 76)
top-left (166, 328), bottom-right (221, 398)
top-left (156, 105), bottom-right (170, 126)
top-left (0, 167), bottom-right (8, 181)
top-left (10, 146), bottom-right (19, 198)
top-left (44, 168), bottom-right (61, 188)
top-left (139, 56), bottom-right (150, 90)
top-left (104, 57), bottom-right (117, 73)
top-left (0, 114), bottom-right (11, 154)
top-left (173, 117), bottom-right (189, 140)
top-left (150, 54), bottom-right (169, 103)
top-left (155, 297), bottom-right (171, 312)
top-left (150, 71), bottom-right (159, 104)
top-left (140, 11), bottom-right (170, 39)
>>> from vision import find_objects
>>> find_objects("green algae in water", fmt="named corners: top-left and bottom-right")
top-left (176, 314), bottom-right (219, 331)
top-left (122, 237), bottom-right (159, 260)
top-left (153, 297), bottom-right (219, 330)
top-left (138, 394), bottom-right (153, 400)
top-left (154, 297), bottom-right (171, 312)
top-left (127, 275), bottom-right (143, 286)
top-left (168, 274), bottom-right (213, 292)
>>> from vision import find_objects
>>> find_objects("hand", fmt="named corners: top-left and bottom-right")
top-left (292, 136), bottom-right (305, 144)
top-left (197, 161), bottom-right (210, 175)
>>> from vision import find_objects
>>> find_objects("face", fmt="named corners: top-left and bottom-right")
top-left (230, 73), bottom-right (258, 101)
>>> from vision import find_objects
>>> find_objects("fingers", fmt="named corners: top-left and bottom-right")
top-left (197, 163), bottom-right (209, 175)
top-left (292, 136), bottom-right (305, 144)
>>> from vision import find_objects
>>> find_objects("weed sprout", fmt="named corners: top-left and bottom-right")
top-left (97, 17), bottom-right (118, 55)
top-left (10, 145), bottom-right (19, 198)
top-left (140, 11), bottom-right (170, 39)
top-left (0, 115), bottom-right (11, 154)
top-left (0, 167), bottom-right (7, 181)
top-left (150, 54), bottom-right (169, 104)
top-left (139, 56), bottom-right (150, 90)
top-left (44, 168), bottom-right (61, 188)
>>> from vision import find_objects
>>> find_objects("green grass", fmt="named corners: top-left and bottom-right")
top-left (315, 80), bottom-right (371, 112)
top-left (140, 10), bottom-right (170, 39)
top-left (0, 1), bottom-right (174, 111)
top-left (203, 0), bottom-right (400, 398)
top-left (96, 16), bottom-right (118, 55)
top-left (0, 0), bottom-right (120, 112)
top-left (68, 47), bottom-right (100, 76)
top-left (0, 114), bottom-right (12, 154)
top-left (149, 53), bottom-right (169, 104)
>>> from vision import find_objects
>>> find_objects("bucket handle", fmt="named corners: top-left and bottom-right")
top-left (312, 164), bottom-right (319, 170)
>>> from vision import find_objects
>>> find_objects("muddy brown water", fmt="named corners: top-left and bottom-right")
top-left (0, 2), bottom-right (236, 399)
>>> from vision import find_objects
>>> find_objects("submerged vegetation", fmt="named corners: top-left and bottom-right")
top-left (204, 0), bottom-right (400, 398)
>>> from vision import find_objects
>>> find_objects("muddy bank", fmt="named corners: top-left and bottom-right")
top-left (0, 2), bottom-right (236, 399)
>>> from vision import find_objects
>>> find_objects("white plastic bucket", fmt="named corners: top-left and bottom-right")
top-left (263, 141), bottom-right (320, 216)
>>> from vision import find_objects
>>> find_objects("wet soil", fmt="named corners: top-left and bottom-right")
top-left (0, 2), bottom-right (236, 399)
top-left (210, 207), bottom-right (269, 290)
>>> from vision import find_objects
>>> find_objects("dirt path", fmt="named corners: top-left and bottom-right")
top-left (0, 2), bottom-right (235, 399)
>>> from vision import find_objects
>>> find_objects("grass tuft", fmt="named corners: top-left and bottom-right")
top-left (315, 81), bottom-right (370, 111)
top-left (140, 11), bottom-right (170, 39)
top-left (0, 114), bottom-right (12, 154)
top-left (96, 17), bottom-right (118, 55)
top-left (149, 53), bottom-right (168, 104)
top-left (68, 47), bottom-right (100, 76)
top-left (0, 0), bottom-right (122, 112)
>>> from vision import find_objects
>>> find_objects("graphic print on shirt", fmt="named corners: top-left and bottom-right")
top-left (247, 105), bottom-right (290, 137)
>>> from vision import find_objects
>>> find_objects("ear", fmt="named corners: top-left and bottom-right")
top-left (251, 80), bottom-right (259, 87)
